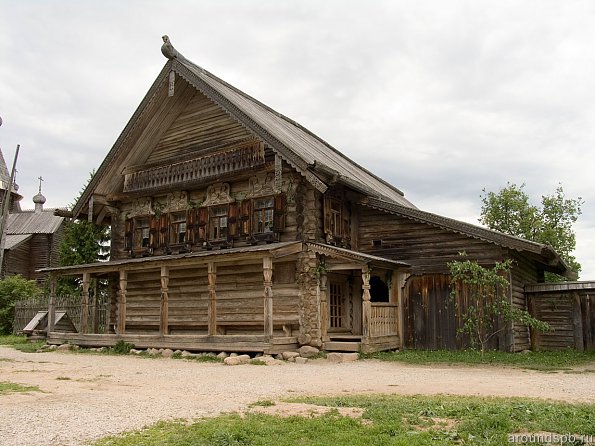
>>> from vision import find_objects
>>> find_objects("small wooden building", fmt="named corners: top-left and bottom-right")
top-left (1, 159), bottom-right (64, 284)
top-left (40, 38), bottom-right (572, 353)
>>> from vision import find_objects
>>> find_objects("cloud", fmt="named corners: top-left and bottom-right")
top-left (0, 0), bottom-right (593, 278)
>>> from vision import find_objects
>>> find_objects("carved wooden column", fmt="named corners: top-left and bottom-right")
top-left (92, 279), bottom-right (99, 334)
top-left (263, 256), bottom-right (274, 342)
top-left (117, 270), bottom-right (127, 334)
top-left (319, 268), bottom-right (329, 342)
top-left (48, 273), bottom-right (57, 334)
top-left (160, 266), bottom-right (169, 335)
top-left (207, 262), bottom-right (217, 336)
top-left (81, 272), bottom-right (90, 334)
top-left (361, 266), bottom-right (371, 341)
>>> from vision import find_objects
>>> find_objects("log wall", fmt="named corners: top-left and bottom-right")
top-left (357, 208), bottom-right (507, 273)
top-left (120, 260), bottom-right (301, 336)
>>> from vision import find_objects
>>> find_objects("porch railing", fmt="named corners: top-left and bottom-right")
top-left (370, 303), bottom-right (398, 337)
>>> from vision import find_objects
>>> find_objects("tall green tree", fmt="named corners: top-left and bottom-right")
top-left (480, 183), bottom-right (583, 280)
top-left (56, 171), bottom-right (110, 294)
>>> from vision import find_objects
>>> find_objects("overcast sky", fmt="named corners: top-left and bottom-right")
top-left (1, 0), bottom-right (594, 279)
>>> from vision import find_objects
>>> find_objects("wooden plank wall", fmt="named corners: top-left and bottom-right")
top-left (3, 242), bottom-right (30, 279)
top-left (147, 91), bottom-right (253, 165)
top-left (529, 291), bottom-right (594, 351)
top-left (509, 252), bottom-right (540, 351)
top-left (403, 274), bottom-right (507, 351)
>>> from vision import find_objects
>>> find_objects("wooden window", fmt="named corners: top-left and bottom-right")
top-left (169, 211), bottom-right (187, 245)
top-left (253, 197), bottom-right (275, 234)
top-left (329, 281), bottom-right (344, 329)
top-left (210, 205), bottom-right (228, 240)
top-left (133, 217), bottom-right (150, 249)
top-left (330, 198), bottom-right (341, 236)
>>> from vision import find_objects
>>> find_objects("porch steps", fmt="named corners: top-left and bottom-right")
top-left (324, 341), bottom-right (361, 352)
top-left (324, 334), bottom-right (362, 352)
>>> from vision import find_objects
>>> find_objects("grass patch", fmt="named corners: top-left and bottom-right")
top-left (93, 394), bottom-right (595, 445)
top-left (362, 349), bottom-right (595, 371)
top-left (0, 381), bottom-right (41, 395)
top-left (0, 335), bottom-right (31, 346)
top-left (0, 335), bottom-right (45, 353)
top-left (249, 400), bottom-right (276, 407)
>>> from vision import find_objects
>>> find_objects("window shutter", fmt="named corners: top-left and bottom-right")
top-left (124, 218), bottom-right (134, 250)
top-left (159, 213), bottom-right (169, 247)
top-left (240, 200), bottom-right (252, 236)
top-left (149, 216), bottom-right (159, 248)
top-left (228, 202), bottom-right (239, 239)
top-left (187, 209), bottom-right (197, 244)
top-left (273, 193), bottom-right (286, 232)
top-left (197, 207), bottom-right (208, 241)
top-left (323, 195), bottom-right (332, 236)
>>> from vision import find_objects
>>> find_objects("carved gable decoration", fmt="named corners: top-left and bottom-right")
top-left (130, 197), bottom-right (152, 217)
top-left (203, 182), bottom-right (233, 206)
top-left (247, 173), bottom-right (275, 198)
top-left (165, 191), bottom-right (188, 213)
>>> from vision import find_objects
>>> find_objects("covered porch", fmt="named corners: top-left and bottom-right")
top-left (39, 242), bottom-right (409, 354)
top-left (307, 243), bottom-right (410, 353)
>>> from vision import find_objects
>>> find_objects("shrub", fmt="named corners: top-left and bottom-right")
top-left (0, 275), bottom-right (41, 334)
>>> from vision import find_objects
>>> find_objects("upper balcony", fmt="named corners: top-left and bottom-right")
top-left (123, 141), bottom-right (266, 193)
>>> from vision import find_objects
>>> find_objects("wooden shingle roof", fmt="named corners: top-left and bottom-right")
top-left (73, 46), bottom-right (414, 218)
top-left (7, 210), bottom-right (64, 235)
top-left (173, 58), bottom-right (414, 206)
top-left (361, 197), bottom-right (573, 277)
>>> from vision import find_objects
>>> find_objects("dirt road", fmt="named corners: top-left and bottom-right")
top-left (1, 347), bottom-right (593, 446)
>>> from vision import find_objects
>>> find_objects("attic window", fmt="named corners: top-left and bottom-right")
top-left (372, 239), bottom-right (383, 247)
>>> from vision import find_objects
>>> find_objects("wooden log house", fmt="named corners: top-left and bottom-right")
top-left (40, 37), bottom-right (572, 353)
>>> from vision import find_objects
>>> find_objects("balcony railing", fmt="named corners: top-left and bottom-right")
top-left (123, 142), bottom-right (265, 192)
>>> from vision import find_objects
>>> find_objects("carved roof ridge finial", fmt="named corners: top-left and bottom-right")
top-left (161, 35), bottom-right (181, 60)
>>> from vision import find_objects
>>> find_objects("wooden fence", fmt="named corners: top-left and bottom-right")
top-left (13, 295), bottom-right (108, 335)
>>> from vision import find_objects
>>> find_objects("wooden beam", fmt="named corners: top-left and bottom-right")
top-left (117, 270), bottom-right (127, 334)
top-left (361, 266), bottom-right (371, 341)
top-left (263, 256), bottom-right (273, 341)
top-left (319, 266), bottom-right (329, 342)
top-left (88, 195), bottom-right (94, 223)
top-left (160, 266), bottom-right (169, 335)
top-left (92, 279), bottom-right (99, 334)
top-left (325, 262), bottom-right (364, 271)
top-left (207, 262), bottom-right (217, 336)
top-left (48, 274), bottom-right (57, 334)
top-left (81, 272), bottom-right (90, 334)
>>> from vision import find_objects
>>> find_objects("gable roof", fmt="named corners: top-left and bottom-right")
top-left (7, 210), bottom-right (64, 235)
top-left (361, 197), bottom-right (573, 278)
top-left (73, 45), bottom-right (414, 218)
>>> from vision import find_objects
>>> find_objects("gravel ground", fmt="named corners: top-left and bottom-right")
top-left (1, 347), bottom-right (594, 446)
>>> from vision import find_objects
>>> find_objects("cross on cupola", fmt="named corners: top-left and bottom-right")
top-left (33, 176), bottom-right (46, 212)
